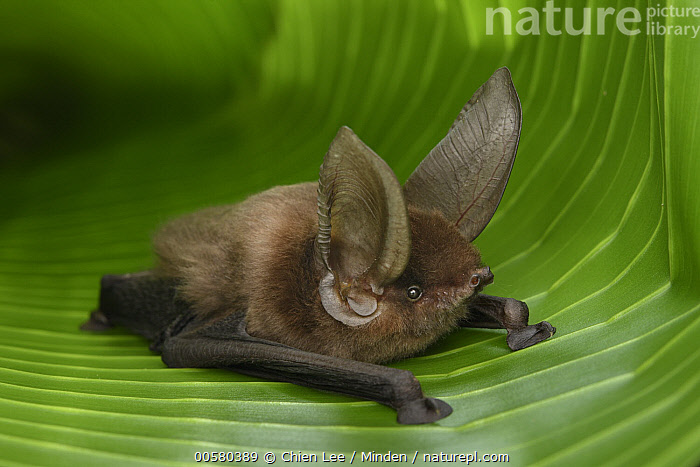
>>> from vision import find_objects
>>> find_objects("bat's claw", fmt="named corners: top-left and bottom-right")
top-left (396, 397), bottom-right (453, 424)
top-left (80, 309), bottom-right (113, 332)
top-left (506, 321), bottom-right (555, 351)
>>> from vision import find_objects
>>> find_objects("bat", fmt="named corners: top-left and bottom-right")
top-left (82, 67), bottom-right (555, 425)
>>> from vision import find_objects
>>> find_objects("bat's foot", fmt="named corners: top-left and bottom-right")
top-left (506, 321), bottom-right (555, 351)
top-left (396, 397), bottom-right (453, 425)
top-left (80, 309), bottom-right (114, 331)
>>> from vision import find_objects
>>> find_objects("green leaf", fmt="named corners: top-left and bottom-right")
top-left (1, 0), bottom-right (699, 465)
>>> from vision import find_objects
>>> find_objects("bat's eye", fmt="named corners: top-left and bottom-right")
top-left (469, 274), bottom-right (481, 287)
top-left (406, 286), bottom-right (423, 301)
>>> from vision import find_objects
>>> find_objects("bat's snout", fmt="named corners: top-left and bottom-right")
top-left (481, 266), bottom-right (494, 286)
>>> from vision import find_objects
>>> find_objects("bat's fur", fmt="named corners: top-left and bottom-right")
top-left (154, 182), bottom-right (485, 364)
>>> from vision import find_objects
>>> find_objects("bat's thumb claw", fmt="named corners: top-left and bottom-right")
top-left (397, 397), bottom-right (453, 425)
top-left (507, 320), bottom-right (555, 351)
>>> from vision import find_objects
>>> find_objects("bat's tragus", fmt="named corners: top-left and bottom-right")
top-left (83, 67), bottom-right (555, 425)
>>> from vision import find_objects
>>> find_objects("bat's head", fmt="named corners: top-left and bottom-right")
top-left (386, 207), bottom-right (493, 318)
top-left (315, 67), bottom-right (521, 336)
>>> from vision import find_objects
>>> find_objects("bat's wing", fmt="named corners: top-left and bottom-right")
top-left (81, 271), bottom-right (193, 350)
top-left (83, 274), bottom-right (452, 424)
top-left (161, 311), bottom-right (452, 425)
top-left (404, 67), bottom-right (522, 242)
top-left (460, 294), bottom-right (555, 351)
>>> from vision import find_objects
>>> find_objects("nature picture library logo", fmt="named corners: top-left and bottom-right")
top-left (486, 1), bottom-right (700, 38)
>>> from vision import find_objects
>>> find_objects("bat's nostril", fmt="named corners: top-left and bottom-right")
top-left (482, 266), bottom-right (494, 285)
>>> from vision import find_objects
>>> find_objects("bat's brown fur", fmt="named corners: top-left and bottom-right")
top-left (154, 183), bottom-right (485, 364)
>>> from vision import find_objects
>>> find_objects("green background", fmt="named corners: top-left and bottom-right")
top-left (1, 0), bottom-right (699, 465)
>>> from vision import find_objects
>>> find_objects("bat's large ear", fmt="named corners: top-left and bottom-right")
top-left (404, 67), bottom-right (522, 242)
top-left (316, 126), bottom-right (411, 326)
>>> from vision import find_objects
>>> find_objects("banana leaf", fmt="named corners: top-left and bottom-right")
top-left (1, 0), bottom-right (698, 465)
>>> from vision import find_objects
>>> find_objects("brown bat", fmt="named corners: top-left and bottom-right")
top-left (82, 67), bottom-right (555, 424)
